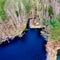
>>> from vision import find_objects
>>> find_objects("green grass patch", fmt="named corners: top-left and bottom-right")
top-left (0, 0), bottom-right (6, 20)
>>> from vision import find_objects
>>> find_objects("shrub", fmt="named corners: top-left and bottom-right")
top-left (47, 19), bottom-right (60, 40)
top-left (48, 5), bottom-right (54, 19)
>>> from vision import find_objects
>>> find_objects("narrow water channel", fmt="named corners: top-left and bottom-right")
top-left (0, 19), bottom-right (47, 60)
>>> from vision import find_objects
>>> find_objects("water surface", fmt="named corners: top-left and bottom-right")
top-left (0, 19), bottom-right (47, 60)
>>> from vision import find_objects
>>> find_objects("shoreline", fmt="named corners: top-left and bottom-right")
top-left (46, 38), bottom-right (60, 60)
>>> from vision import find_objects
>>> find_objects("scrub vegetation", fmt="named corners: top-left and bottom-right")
top-left (0, 0), bottom-right (60, 41)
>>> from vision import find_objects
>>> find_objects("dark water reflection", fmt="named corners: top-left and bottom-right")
top-left (57, 50), bottom-right (60, 60)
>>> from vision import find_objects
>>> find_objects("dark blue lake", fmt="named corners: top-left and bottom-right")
top-left (0, 19), bottom-right (47, 60)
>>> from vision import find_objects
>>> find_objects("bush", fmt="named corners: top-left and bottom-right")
top-left (48, 5), bottom-right (54, 19)
top-left (47, 19), bottom-right (60, 40)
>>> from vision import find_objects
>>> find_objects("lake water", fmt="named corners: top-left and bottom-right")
top-left (0, 19), bottom-right (47, 60)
